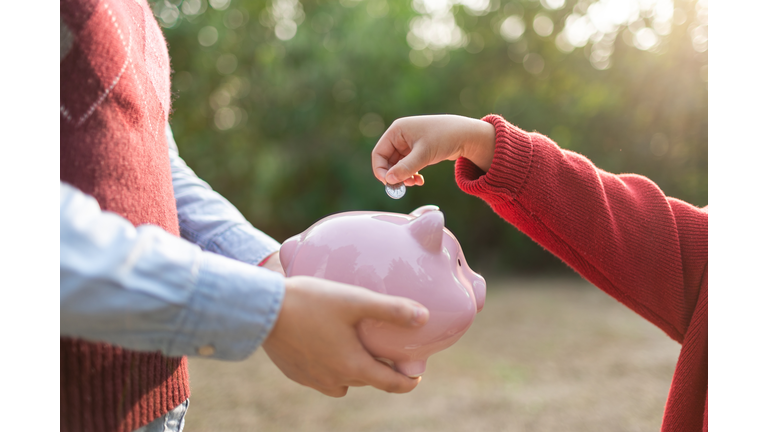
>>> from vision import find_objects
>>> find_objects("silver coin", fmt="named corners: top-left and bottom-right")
top-left (385, 182), bottom-right (406, 199)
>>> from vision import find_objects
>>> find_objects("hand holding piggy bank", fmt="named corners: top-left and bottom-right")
top-left (280, 205), bottom-right (486, 377)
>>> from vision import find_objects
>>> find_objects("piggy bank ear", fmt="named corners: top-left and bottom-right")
top-left (408, 210), bottom-right (444, 253)
top-left (410, 205), bottom-right (440, 217)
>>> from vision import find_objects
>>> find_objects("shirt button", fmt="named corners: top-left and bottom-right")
top-left (197, 345), bottom-right (216, 357)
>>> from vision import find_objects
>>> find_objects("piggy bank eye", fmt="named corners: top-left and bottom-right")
top-left (458, 258), bottom-right (462, 267)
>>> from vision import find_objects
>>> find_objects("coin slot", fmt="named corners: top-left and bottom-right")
top-left (373, 214), bottom-right (410, 225)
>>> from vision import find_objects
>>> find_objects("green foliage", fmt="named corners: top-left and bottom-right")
top-left (156, 0), bottom-right (707, 274)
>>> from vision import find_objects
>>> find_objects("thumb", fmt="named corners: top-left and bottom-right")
top-left (356, 291), bottom-right (429, 328)
top-left (385, 144), bottom-right (430, 185)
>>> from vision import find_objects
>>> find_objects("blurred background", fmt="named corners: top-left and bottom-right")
top-left (182, 278), bottom-right (683, 432)
top-left (152, 0), bottom-right (708, 275)
top-left (150, 0), bottom-right (704, 429)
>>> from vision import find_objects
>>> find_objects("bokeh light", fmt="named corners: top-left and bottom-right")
top-left (224, 9), bottom-right (245, 29)
top-left (333, 79), bottom-right (357, 103)
top-left (533, 14), bottom-right (554, 37)
top-left (209, 0), bottom-right (231, 10)
top-left (633, 27), bottom-right (659, 51)
top-left (407, 0), bottom-right (500, 52)
top-left (261, 0), bottom-right (304, 41)
top-left (157, 0), bottom-right (708, 276)
top-left (216, 53), bottom-right (238, 74)
top-left (553, 0), bottom-right (694, 69)
top-left (499, 15), bottom-right (525, 42)
top-left (650, 133), bottom-right (670, 157)
top-left (359, 113), bottom-right (386, 137)
top-left (523, 53), bottom-right (545, 74)
top-left (214, 106), bottom-right (236, 130)
top-left (145, 0), bottom-right (708, 73)
top-left (197, 26), bottom-right (218, 46)
top-left (181, 0), bottom-right (204, 17)
top-left (541, 0), bottom-right (566, 10)
top-left (690, 24), bottom-right (708, 53)
top-left (465, 32), bottom-right (485, 53)
top-left (367, 0), bottom-right (389, 18)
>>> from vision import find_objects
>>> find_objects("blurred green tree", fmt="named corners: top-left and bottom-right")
top-left (153, 0), bottom-right (707, 274)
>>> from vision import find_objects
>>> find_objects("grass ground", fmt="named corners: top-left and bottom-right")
top-left (184, 277), bottom-right (680, 432)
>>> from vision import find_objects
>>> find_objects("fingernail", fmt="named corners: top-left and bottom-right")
top-left (386, 172), bottom-right (398, 184)
top-left (411, 306), bottom-right (428, 326)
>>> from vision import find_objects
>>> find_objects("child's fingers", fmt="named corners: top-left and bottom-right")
top-left (318, 385), bottom-right (349, 398)
top-left (372, 139), bottom-right (398, 183)
top-left (372, 126), bottom-right (415, 184)
top-left (354, 291), bottom-right (429, 328)
top-left (387, 150), bottom-right (404, 166)
top-left (372, 132), bottom-right (398, 181)
top-left (373, 165), bottom-right (390, 184)
top-left (372, 150), bottom-right (394, 184)
top-left (354, 354), bottom-right (422, 394)
top-left (385, 145), bottom-right (430, 185)
top-left (402, 173), bottom-right (425, 187)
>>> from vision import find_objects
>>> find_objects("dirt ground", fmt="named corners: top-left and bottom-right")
top-left (183, 277), bottom-right (680, 432)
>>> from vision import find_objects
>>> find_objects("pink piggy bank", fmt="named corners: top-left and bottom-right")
top-left (280, 205), bottom-right (486, 377)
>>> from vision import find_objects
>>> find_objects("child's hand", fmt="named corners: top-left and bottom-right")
top-left (371, 115), bottom-right (496, 186)
top-left (262, 275), bottom-right (430, 397)
top-left (259, 251), bottom-right (285, 276)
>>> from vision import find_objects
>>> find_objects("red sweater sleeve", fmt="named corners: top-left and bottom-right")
top-left (455, 115), bottom-right (708, 343)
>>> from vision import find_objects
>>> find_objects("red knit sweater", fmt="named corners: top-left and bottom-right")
top-left (455, 115), bottom-right (708, 431)
top-left (60, 0), bottom-right (189, 430)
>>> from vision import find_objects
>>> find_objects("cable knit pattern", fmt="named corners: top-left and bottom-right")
top-left (455, 114), bottom-right (708, 431)
top-left (60, 0), bottom-right (189, 430)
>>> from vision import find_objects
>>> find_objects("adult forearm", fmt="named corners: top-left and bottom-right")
top-left (166, 124), bottom-right (281, 266)
top-left (60, 182), bottom-right (285, 360)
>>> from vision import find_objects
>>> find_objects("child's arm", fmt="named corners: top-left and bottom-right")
top-left (372, 114), bottom-right (496, 186)
top-left (373, 114), bottom-right (707, 343)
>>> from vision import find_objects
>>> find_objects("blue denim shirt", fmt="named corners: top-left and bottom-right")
top-left (60, 124), bottom-right (285, 361)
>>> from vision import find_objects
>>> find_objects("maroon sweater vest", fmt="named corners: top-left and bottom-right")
top-left (60, 1), bottom-right (190, 430)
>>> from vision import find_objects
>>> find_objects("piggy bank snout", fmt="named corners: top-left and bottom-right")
top-left (279, 235), bottom-right (301, 274)
top-left (472, 274), bottom-right (486, 312)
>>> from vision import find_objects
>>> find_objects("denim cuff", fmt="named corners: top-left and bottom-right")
top-left (168, 251), bottom-right (285, 361)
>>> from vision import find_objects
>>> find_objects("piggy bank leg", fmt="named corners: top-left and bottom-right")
top-left (394, 360), bottom-right (426, 378)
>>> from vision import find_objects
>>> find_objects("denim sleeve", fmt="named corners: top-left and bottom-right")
top-left (60, 182), bottom-right (285, 361)
top-left (166, 124), bottom-right (281, 265)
